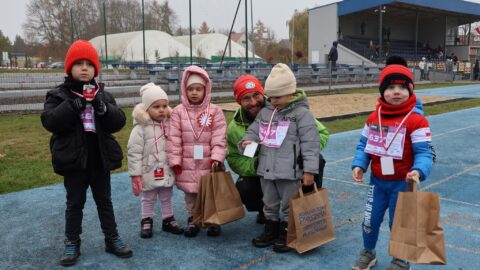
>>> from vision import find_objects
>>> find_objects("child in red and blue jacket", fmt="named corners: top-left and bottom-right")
top-left (351, 57), bottom-right (433, 270)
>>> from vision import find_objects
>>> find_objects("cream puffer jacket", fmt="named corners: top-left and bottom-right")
top-left (128, 103), bottom-right (174, 190)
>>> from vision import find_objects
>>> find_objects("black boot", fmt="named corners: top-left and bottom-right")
top-left (105, 235), bottom-right (133, 258)
top-left (273, 221), bottom-right (291, 253)
top-left (162, 216), bottom-right (184, 235)
top-left (140, 217), bottom-right (153, 239)
top-left (59, 239), bottom-right (81, 266)
top-left (256, 210), bottom-right (266, 225)
top-left (252, 219), bottom-right (279, 248)
top-left (184, 216), bottom-right (200, 238)
top-left (206, 224), bottom-right (221, 237)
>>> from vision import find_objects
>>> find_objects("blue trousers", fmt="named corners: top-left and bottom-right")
top-left (362, 176), bottom-right (407, 251)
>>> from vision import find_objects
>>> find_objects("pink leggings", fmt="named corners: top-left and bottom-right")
top-left (141, 187), bottom-right (174, 219)
top-left (184, 192), bottom-right (197, 216)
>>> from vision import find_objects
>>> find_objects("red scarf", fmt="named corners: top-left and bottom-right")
top-left (375, 93), bottom-right (417, 116)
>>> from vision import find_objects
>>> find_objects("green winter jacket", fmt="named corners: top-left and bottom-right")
top-left (226, 90), bottom-right (329, 177)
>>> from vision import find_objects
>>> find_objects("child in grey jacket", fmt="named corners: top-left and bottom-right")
top-left (240, 63), bottom-right (320, 253)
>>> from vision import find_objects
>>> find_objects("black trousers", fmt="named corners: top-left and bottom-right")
top-left (64, 169), bottom-right (118, 240)
top-left (236, 176), bottom-right (264, 212)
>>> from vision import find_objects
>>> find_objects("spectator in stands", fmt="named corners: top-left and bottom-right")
top-left (474, 59), bottom-right (479, 80)
top-left (384, 41), bottom-right (391, 57)
top-left (227, 75), bottom-right (329, 227)
top-left (361, 21), bottom-right (366, 36)
top-left (386, 27), bottom-right (391, 41)
top-left (328, 41), bottom-right (339, 70)
top-left (369, 40), bottom-right (377, 60)
top-left (419, 57), bottom-right (426, 80)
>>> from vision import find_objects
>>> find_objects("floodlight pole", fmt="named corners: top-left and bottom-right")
top-left (142, 0), bottom-right (146, 65)
top-left (378, 5), bottom-right (383, 59)
top-left (245, 0), bottom-right (249, 67)
top-left (250, 0), bottom-right (255, 63)
top-left (103, 1), bottom-right (108, 67)
top-left (70, 8), bottom-right (74, 43)
top-left (292, 10), bottom-right (296, 65)
top-left (189, 0), bottom-right (193, 65)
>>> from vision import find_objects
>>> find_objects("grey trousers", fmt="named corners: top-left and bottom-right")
top-left (260, 178), bottom-right (301, 221)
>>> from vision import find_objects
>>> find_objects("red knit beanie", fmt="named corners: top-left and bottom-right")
top-left (233, 75), bottom-right (264, 104)
top-left (64, 40), bottom-right (100, 77)
top-left (378, 64), bottom-right (414, 97)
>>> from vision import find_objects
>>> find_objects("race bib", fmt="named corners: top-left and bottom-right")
top-left (364, 123), bottom-right (406, 159)
top-left (259, 120), bottom-right (290, 148)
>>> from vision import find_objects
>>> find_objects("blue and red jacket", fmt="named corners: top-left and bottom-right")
top-left (352, 93), bottom-right (433, 181)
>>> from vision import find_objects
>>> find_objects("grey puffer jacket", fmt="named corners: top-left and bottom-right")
top-left (239, 90), bottom-right (320, 180)
top-left (127, 103), bottom-right (175, 190)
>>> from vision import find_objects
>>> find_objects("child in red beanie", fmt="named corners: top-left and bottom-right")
top-left (351, 56), bottom-right (433, 270)
top-left (41, 40), bottom-right (132, 266)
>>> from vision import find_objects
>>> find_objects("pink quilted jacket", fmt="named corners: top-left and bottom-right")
top-left (167, 65), bottom-right (227, 193)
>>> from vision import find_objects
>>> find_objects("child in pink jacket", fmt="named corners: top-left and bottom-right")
top-left (167, 65), bottom-right (227, 238)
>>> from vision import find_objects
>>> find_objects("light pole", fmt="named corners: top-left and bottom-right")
top-left (291, 9), bottom-right (297, 65)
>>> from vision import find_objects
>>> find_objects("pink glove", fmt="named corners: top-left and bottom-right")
top-left (131, 176), bottom-right (143, 196)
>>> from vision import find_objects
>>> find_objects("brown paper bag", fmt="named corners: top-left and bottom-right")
top-left (194, 169), bottom-right (245, 226)
top-left (192, 171), bottom-right (209, 226)
top-left (389, 182), bottom-right (447, 264)
top-left (287, 184), bottom-right (335, 253)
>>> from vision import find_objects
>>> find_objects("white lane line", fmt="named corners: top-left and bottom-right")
top-left (327, 156), bottom-right (353, 164)
top-left (440, 198), bottom-right (480, 208)
top-left (328, 176), bottom-right (480, 208)
top-left (324, 176), bottom-right (370, 187)
top-left (432, 124), bottom-right (480, 138)
top-left (422, 163), bottom-right (480, 190)
top-left (446, 244), bottom-right (480, 256)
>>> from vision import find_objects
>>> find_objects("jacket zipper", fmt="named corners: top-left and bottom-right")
top-left (293, 144), bottom-right (297, 179)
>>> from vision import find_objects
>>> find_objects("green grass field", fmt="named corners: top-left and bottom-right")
top-left (1, 92), bottom-right (479, 194)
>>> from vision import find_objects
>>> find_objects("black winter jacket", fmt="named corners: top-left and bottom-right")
top-left (41, 82), bottom-right (126, 176)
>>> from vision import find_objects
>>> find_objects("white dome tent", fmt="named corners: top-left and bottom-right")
top-left (89, 31), bottom-right (262, 63)
top-left (174, 33), bottom-right (260, 60)
top-left (89, 30), bottom-right (192, 63)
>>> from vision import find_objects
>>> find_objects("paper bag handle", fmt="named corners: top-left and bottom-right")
top-left (298, 183), bottom-right (319, 197)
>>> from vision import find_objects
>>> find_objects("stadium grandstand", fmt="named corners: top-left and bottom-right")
top-left (308, 0), bottom-right (480, 67)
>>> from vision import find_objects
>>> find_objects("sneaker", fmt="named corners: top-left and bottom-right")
top-left (206, 225), bottom-right (221, 237)
top-left (162, 216), bottom-right (184, 235)
top-left (256, 211), bottom-right (266, 225)
top-left (273, 221), bottom-right (291, 253)
top-left (352, 249), bottom-right (377, 270)
top-left (252, 219), bottom-right (279, 248)
top-left (184, 216), bottom-right (200, 238)
top-left (105, 235), bottom-right (133, 258)
top-left (140, 217), bottom-right (153, 238)
top-left (59, 239), bottom-right (81, 266)
top-left (387, 258), bottom-right (411, 270)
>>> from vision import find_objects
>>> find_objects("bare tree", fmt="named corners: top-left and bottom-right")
top-left (198, 21), bottom-right (211, 34)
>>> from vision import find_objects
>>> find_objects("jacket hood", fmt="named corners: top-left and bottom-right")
top-left (265, 89), bottom-right (310, 111)
top-left (180, 65), bottom-right (212, 109)
top-left (132, 103), bottom-right (151, 126)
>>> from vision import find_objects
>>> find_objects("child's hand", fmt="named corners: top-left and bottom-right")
top-left (241, 140), bottom-right (253, 149)
top-left (72, 97), bottom-right (86, 112)
top-left (131, 176), bottom-right (143, 196)
top-left (172, 165), bottom-right (182, 175)
top-left (352, 167), bottom-right (364, 182)
top-left (303, 172), bottom-right (314, 186)
top-left (406, 170), bottom-right (420, 184)
top-left (211, 160), bottom-right (224, 170)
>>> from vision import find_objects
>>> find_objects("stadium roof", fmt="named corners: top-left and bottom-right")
top-left (337, 0), bottom-right (480, 17)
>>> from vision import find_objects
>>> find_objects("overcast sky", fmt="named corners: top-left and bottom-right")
top-left (1, 0), bottom-right (480, 42)
top-left (0, 0), bottom-right (337, 41)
